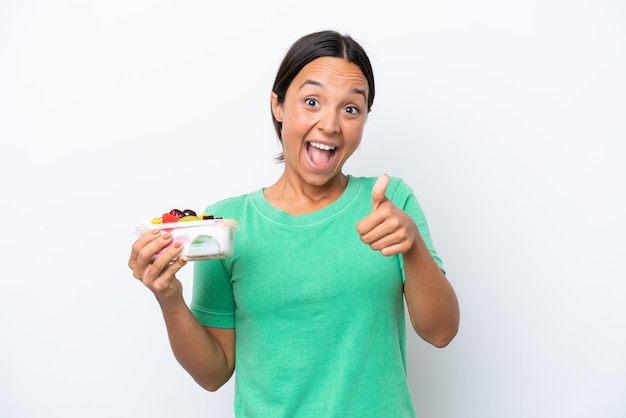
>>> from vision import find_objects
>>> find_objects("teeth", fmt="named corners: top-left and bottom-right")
top-left (309, 141), bottom-right (335, 151)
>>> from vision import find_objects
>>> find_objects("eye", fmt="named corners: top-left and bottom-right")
top-left (305, 97), bottom-right (319, 107)
top-left (344, 105), bottom-right (360, 115)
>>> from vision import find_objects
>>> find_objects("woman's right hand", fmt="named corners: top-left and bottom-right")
top-left (128, 230), bottom-right (189, 306)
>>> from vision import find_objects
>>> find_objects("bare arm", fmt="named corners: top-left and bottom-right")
top-left (401, 234), bottom-right (459, 347)
top-left (159, 299), bottom-right (235, 391)
top-left (129, 230), bottom-right (235, 390)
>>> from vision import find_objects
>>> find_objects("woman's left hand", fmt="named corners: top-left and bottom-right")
top-left (356, 174), bottom-right (419, 256)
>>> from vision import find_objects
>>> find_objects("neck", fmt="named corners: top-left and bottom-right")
top-left (264, 173), bottom-right (349, 215)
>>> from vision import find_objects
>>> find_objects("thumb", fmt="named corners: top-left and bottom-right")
top-left (371, 174), bottom-right (389, 210)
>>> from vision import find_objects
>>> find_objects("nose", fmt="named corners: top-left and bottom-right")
top-left (318, 109), bottom-right (340, 135)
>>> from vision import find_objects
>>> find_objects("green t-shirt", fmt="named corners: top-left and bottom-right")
top-left (190, 175), bottom-right (443, 417)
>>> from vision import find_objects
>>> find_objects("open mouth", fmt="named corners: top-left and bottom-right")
top-left (306, 141), bottom-right (336, 167)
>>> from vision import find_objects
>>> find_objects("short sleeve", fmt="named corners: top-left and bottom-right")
top-left (388, 177), bottom-right (445, 275)
top-left (190, 258), bottom-right (236, 328)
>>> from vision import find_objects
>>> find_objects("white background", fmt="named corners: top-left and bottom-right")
top-left (1, 1), bottom-right (625, 417)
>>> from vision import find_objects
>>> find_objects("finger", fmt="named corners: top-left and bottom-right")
top-left (130, 232), bottom-right (175, 279)
top-left (129, 230), bottom-right (161, 268)
top-left (371, 174), bottom-right (389, 210)
top-left (167, 255), bottom-right (188, 276)
top-left (141, 241), bottom-right (185, 286)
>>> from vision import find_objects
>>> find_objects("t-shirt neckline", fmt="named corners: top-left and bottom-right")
top-left (250, 175), bottom-right (362, 226)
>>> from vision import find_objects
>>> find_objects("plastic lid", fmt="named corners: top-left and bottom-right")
top-left (134, 218), bottom-right (240, 236)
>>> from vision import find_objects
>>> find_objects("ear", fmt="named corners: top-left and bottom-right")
top-left (271, 92), bottom-right (283, 122)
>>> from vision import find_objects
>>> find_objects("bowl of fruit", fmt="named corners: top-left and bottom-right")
top-left (135, 209), bottom-right (240, 261)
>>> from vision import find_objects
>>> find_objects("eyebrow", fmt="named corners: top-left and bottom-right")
top-left (300, 79), bottom-right (367, 102)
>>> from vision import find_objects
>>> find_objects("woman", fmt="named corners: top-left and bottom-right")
top-left (129, 30), bottom-right (459, 417)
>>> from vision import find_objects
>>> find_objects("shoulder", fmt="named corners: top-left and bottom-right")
top-left (203, 189), bottom-right (262, 217)
top-left (349, 175), bottom-right (414, 198)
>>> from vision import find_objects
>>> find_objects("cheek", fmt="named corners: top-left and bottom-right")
top-left (282, 110), bottom-right (311, 136)
top-left (344, 121), bottom-right (365, 143)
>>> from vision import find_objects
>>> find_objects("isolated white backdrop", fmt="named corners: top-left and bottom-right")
top-left (1, 1), bottom-right (624, 417)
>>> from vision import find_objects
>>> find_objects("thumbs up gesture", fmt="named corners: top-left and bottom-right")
top-left (357, 174), bottom-right (420, 256)
top-left (371, 173), bottom-right (389, 210)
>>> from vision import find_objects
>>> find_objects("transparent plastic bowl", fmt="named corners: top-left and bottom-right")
top-left (135, 218), bottom-right (240, 261)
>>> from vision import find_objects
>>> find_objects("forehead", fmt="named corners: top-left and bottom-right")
top-left (291, 57), bottom-right (369, 98)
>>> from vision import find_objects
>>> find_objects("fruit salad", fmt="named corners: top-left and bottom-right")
top-left (135, 208), bottom-right (239, 261)
top-left (151, 208), bottom-right (223, 225)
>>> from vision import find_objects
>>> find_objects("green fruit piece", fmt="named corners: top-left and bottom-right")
top-left (188, 235), bottom-right (221, 257)
top-left (179, 215), bottom-right (199, 222)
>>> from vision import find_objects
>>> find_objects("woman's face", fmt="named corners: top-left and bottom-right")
top-left (271, 57), bottom-right (369, 188)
